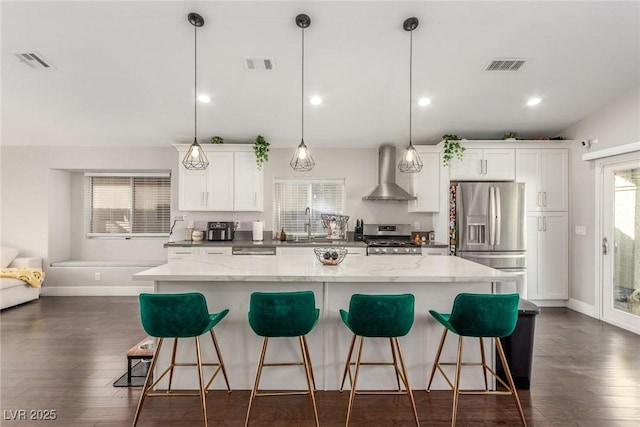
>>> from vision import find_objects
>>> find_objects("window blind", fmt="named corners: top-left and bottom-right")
top-left (85, 173), bottom-right (171, 237)
top-left (273, 179), bottom-right (346, 237)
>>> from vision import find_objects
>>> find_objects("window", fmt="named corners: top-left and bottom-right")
top-left (273, 179), bottom-right (346, 237)
top-left (85, 173), bottom-right (171, 237)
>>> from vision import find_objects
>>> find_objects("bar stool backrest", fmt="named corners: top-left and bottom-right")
top-left (139, 292), bottom-right (212, 338)
top-left (249, 291), bottom-right (319, 337)
top-left (448, 293), bottom-right (519, 338)
top-left (346, 293), bottom-right (415, 337)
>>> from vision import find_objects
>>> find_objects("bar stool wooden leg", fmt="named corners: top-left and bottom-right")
top-left (345, 336), bottom-right (365, 427)
top-left (245, 337), bottom-right (269, 427)
top-left (166, 338), bottom-right (179, 392)
top-left (299, 336), bottom-right (320, 427)
top-left (479, 337), bottom-right (489, 391)
top-left (427, 328), bottom-right (448, 391)
top-left (340, 334), bottom-right (356, 392)
top-left (195, 337), bottom-right (208, 427)
top-left (209, 329), bottom-right (231, 392)
top-left (393, 337), bottom-right (420, 426)
top-left (390, 338), bottom-right (402, 391)
top-left (495, 338), bottom-right (528, 426)
top-left (133, 338), bottom-right (164, 427)
top-left (301, 335), bottom-right (317, 392)
top-left (451, 336), bottom-right (464, 427)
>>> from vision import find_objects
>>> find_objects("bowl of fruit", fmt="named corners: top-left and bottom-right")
top-left (313, 247), bottom-right (348, 266)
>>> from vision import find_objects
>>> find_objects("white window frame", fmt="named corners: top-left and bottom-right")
top-left (84, 172), bottom-right (171, 238)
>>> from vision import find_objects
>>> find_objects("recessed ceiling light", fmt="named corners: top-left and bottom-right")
top-left (197, 94), bottom-right (211, 103)
top-left (418, 97), bottom-right (431, 106)
top-left (527, 97), bottom-right (541, 106)
top-left (309, 96), bottom-right (322, 105)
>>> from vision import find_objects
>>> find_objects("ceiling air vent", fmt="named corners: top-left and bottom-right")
top-left (15, 52), bottom-right (54, 69)
top-left (242, 56), bottom-right (275, 71)
top-left (484, 58), bottom-right (526, 72)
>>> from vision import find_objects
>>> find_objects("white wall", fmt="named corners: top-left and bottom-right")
top-left (563, 86), bottom-right (640, 309)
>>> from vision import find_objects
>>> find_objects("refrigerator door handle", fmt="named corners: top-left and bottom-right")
top-left (495, 187), bottom-right (501, 246)
top-left (489, 187), bottom-right (496, 245)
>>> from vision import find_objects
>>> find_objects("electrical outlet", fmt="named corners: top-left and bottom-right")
top-left (174, 215), bottom-right (187, 221)
top-left (235, 221), bottom-right (240, 230)
top-left (575, 226), bottom-right (587, 236)
top-left (414, 221), bottom-right (421, 230)
top-left (94, 272), bottom-right (101, 281)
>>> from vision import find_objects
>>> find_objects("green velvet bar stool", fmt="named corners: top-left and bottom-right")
top-left (245, 291), bottom-right (320, 427)
top-left (133, 293), bottom-right (231, 427)
top-left (426, 293), bottom-right (527, 426)
top-left (339, 293), bottom-right (420, 427)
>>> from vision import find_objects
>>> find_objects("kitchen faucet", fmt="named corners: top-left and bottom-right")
top-left (304, 207), bottom-right (311, 240)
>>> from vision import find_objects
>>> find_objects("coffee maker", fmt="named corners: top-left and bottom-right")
top-left (207, 222), bottom-right (235, 241)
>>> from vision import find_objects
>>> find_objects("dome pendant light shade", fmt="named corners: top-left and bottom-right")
top-left (290, 13), bottom-right (315, 172)
top-left (182, 12), bottom-right (209, 171)
top-left (398, 17), bottom-right (423, 173)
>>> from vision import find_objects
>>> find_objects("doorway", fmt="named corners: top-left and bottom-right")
top-left (601, 158), bottom-right (640, 334)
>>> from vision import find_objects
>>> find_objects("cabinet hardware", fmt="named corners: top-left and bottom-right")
top-left (602, 237), bottom-right (608, 255)
top-left (484, 159), bottom-right (488, 175)
top-left (543, 216), bottom-right (547, 231)
top-left (538, 191), bottom-right (542, 207)
top-left (543, 192), bottom-right (547, 207)
top-left (537, 216), bottom-right (542, 231)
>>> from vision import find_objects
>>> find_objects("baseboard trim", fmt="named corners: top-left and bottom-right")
top-left (41, 286), bottom-right (153, 297)
top-left (566, 298), bottom-right (596, 318)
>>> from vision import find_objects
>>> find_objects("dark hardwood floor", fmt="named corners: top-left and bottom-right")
top-left (1, 296), bottom-right (639, 426)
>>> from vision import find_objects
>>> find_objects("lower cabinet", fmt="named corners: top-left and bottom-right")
top-left (421, 246), bottom-right (449, 256)
top-left (277, 246), bottom-right (366, 256)
top-left (526, 212), bottom-right (568, 300)
top-left (167, 247), bottom-right (232, 261)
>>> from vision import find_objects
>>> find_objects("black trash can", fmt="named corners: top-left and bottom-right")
top-left (496, 298), bottom-right (540, 389)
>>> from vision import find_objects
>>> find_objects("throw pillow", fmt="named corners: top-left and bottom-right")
top-left (1, 247), bottom-right (20, 268)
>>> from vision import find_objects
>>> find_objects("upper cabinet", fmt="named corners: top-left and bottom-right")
top-left (449, 147), bottom-right (515, 181)
top-left (407, 148), bottom-right (441, 212)
top-left (176, 144), bottom-right (264, 212)
top-left (515, 148), bottom-right (568, 212)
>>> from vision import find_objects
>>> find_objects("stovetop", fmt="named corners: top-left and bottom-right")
top-left (365, 238), bottom-right (420, 248)
top-left (365, 237), bottom-right (422, 255)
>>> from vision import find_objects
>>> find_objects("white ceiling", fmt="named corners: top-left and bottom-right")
top-left (2, 1), bottom-right (639, 148)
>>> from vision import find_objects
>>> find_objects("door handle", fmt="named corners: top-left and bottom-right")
top-left (538, 191), bottom-right (542, 207)
top-left (489, 186), bottom-right (496, 245)
top-left (603, 237), bottom-right (608, 255)
top-left (495, 187), bottom-right (501, 245)
top-left (478, 160), bottom-right (484, 175)
top-left (484, 159), bottom-right (488, 175)
top-left (543, 216), bottom-right (547, 231)
top-left (543, 191), bottom-right (547, 207)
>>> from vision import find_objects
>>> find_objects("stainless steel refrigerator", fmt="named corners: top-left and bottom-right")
top-left (451, 182), bottom-right (527, 296)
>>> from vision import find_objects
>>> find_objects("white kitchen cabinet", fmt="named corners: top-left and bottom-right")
top-left (277, 246), bottom-right (366, 257)
top-left (526, 212), bottom-right (568, 300)
top-left (449, 148), bottom-right (515, 181)
top-left (176, 145), bottom-right (263, 212)
top-left (167, 246), bottom-right (231, 262)
top-left (168, 247), bottom-right (199, 261)
top-left (516, 149), bottom-right (569, 212)
top-left (408, 150), bottom-right (440, 212)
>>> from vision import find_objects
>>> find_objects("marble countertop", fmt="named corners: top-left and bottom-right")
top-left (133, 254), bottom-right (514, 283)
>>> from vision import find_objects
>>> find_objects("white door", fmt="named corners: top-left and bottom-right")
top-left (541, 149), bottom-right (569, 211)
top-left (234, 151), bottom-right (264, 211)
top-left (206, 152), bottom-right (234, 211)
top-left (449, 148), bottom-right (483, 180)
top-left (483, 149), bottom-right (515, 181)
top-left (538, 212), bottom-right (569, 299)
top-left (516, 149), bottom-right (542, 211)
top-left (178, 167), bottom-right (208, 211)
top-left (602, 161), bottom-right (640, 334)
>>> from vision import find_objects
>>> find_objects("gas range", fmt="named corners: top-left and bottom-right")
top-left (363, 224), bottom-right (422, 255)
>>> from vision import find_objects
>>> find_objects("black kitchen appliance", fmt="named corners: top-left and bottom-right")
top-left (207, 222), bottom-right (235, 241)
top-left (354, 219), bottom-right (365, 241)
top-left (363, 224), bottom-right (421, 255)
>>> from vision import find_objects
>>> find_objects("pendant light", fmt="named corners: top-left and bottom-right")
top-left (290, 14), bottom-right (315, 172)
top-left (182, 12), bottom-right (209, 170)
top-left (398, 17), bottom-right (423, 173)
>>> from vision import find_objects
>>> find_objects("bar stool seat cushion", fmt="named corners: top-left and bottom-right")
top-left (140, 292), bottom-right (229, 338)
top-left (340, 293), bottom-right (414, 337)
top-left (248, 291), bottom-right (319, 337)
top-left (429, 293), bottom-right (519, 338)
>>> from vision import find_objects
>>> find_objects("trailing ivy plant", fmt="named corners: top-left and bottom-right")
top-left (210, 136), bottom-right (224, 144)
top-left (253, 135), bottom-right (270, 169)
top-left (502, 132), bottom-right (519, 140)
top-left (442, 134), bottom-right (465, 167)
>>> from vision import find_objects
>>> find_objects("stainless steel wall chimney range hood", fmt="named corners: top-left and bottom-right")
top-left (363, 145), bottom-right (417, 202)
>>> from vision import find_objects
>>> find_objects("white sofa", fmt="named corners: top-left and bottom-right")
top-left (1, 249), bottom-right (42, 310)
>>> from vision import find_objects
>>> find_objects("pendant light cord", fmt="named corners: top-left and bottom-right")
top-left (301, 27), bottom-right (305, 142)
top-left (194, 23), bottom-right (198, 139)
top-left (409, 29), bottom-right (413, 145)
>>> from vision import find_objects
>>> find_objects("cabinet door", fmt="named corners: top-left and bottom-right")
top-left (201, 247), bottom-right (232, 261)
top-left (516, 149), bottom-right (542, 211)
top-left (484, 149), bottom-right (515, 180)
top-left (538, 212), bottom-right (569, 299)
top-left (449, 148), bottom-right (483, 180)
top-left (206, 152), bottom-right (234, 211)
top-left (179, 167), bottom-right (209, 211)
top-left (167, 247), bottom-right (199, 261)
top-left (408, 152), bottom-right (440, 212)
top-left (525, 213), bottom-right (541, 299)
top-left (541, 149), bottom-right (568, 211)
top-left (234, 151), bottom-right (264, 211)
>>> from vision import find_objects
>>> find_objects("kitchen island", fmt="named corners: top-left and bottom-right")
top-left (133, 255), bottom-right (514, 391)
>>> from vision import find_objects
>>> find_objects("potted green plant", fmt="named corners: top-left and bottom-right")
top-left (210, 136), bottom-right (224, 144)
top-left (442, 134), bottom-right (465, 167)
top-left (253, 135), bottom-right (270, 169)
top-left (502, 132), bottom-right (519, 141)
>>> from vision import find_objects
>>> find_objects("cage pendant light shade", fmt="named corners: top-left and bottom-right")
top-left (182, 12), bottom-right (209, 171)
top-left (290, 140), bottom-right (316, 171)
top-left (290, 13), bottom-right (315, 172)
top-left (398, 17), bottom-right (423, 173)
